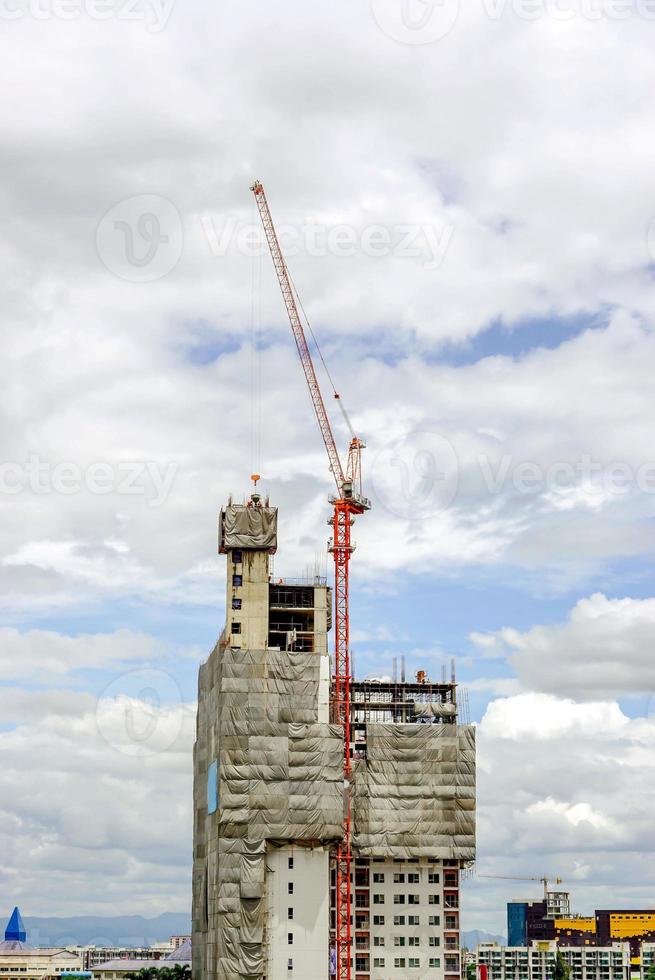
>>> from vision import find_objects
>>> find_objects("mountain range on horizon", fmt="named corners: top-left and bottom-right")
top-left (16, 911), bottom-right (502, 950)
top-left (22, 912), bottom-right (192, 948)
top-left (462, 929), bottom-right (507, 948)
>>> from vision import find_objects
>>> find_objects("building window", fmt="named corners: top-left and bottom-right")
top-left (429, 872), bottom-right (440, 884)
top-left (288, 908), bottom-right (293, 920)
top-left (394, 936), bottom-right (406, 947)
top-left (394, 915), bottom-right (406, 926)
top-left (233, 574), bottom-right (242, 586)
top-left (409, 958), bottom-right (420, 968)
top-left (232, 598), bottom-right (242, 609)
top-left (288, 856), bottom-right (293, 869)
top-left (373, 915), bottom-right (385, 926)
top-left (287, 933), bottom-right (293, 945)
top-left (408, 894), bottom-right (420, 905)
top-left (409, 937), bottom-right (420, 947)
top-left (408, 873), bottom-right (420, 884)
top-left (394, 958), bottom-right (406, 969)
top-left (394, 895), bottom-right (406, 905)
top-left (373, 894), bottom-right (385, 905)
top-left (374, 937), bottom-right (385, 947)
top-left (394, 873), bottom-right (406, 883)
top-left (429, 937), bottom-right (440, 947)
top-left (429, 895), bottom-right (440, 905)
top-left (373, 872), bottom-right (385, 883)
top-left (429, 915), bottom-right (440, 926)
top-left (430, 958), bottom-right (441, 968)
top-left (408, 915), bottom-right (419, 926)
top-left (233, 550), bottom-right (243, 563)
top-left (288, 882), bottom-right (294, 894)
top-left (287, 959), bottom-right (293, 971)
top-left (373, 958), bottom-right (385, 968)
top-left (231, 621), bottom-right (241, 634)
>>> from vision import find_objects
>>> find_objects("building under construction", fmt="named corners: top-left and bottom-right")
top-left (192, 498), bottom-right (476, 980)
top-left (192, 180), bottom-right (476, 979)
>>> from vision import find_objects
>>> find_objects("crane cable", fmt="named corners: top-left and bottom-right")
top-left (286, 265), bottom-right (357, 441)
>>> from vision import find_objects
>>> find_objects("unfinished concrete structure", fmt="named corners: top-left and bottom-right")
top-left (193, 496), bottom-right (476, 980)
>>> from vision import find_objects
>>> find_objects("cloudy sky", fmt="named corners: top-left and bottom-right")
top-left (1, 0), bottom-right (654, 937)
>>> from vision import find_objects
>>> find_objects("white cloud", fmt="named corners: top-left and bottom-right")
top-left (0, 628), bottom-right (163, 681)
top-left (472, 593), bottom-right (655, 698)
top-left (0, 686), bottom-right (194, 915)
top-left (479, 691), bottom-right (630, 739)
top-left (465, 692), bottom-right (655, 933)
top-left (2, 0), bottom-right (655, 925)
top-left (0, 4), bottom-right (653, 612)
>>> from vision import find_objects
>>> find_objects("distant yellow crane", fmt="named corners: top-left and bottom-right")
top-left (478, 874), bottom-right (564, 900)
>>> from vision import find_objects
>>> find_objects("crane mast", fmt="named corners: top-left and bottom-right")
top-left (251, 180), bottom-right (370, 980)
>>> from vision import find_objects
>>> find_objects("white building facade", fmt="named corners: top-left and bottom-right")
top-left (477, 942), bottom-right (631, 980)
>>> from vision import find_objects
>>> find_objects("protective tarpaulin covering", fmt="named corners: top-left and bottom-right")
top-left (193, 646), bottom-right (343, 980)
top-left (353, 722), bottom-right (476, 860)
top-left (219, 505), bottom-right (278, 553)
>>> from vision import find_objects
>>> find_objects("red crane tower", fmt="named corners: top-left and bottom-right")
top-left (251, 179), bottom-right (370, 980)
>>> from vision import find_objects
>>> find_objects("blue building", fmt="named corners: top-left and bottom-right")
top-left (508, 902), bottom-right (528, 946)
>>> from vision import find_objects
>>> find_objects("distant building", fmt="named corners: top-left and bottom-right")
top-left (0, 908), bottom-right (83, 980)
top-left (91, 939), bottom-right (191, 980)
top-left (507, 899), bottom-right (655, 960)
top-left (477, 941), bottom-right (631, 980)
top-left (508, 894), bottom-right (571, 947)
top-left (640, 943), bottom-right (655, 979)
top-left (595, 913), bottom-right (655, 960)
top-left (168, 937), bottom-right (190, 951)
top-left (83, 949), bottom-right (166, 970)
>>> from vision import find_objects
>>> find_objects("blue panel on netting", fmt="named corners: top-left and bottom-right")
top-left (207, 760), bottom-right (219, 814)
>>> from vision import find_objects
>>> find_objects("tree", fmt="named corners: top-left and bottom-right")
top-left (553, 951), bottom-right (571, 980)
top-left (124, 969), bottom-right (160, 980)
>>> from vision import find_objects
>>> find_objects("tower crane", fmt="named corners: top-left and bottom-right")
top-left (478, 874), bottom-right (565, 900)
top-left (251, 179), bottom-right (370, 980)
